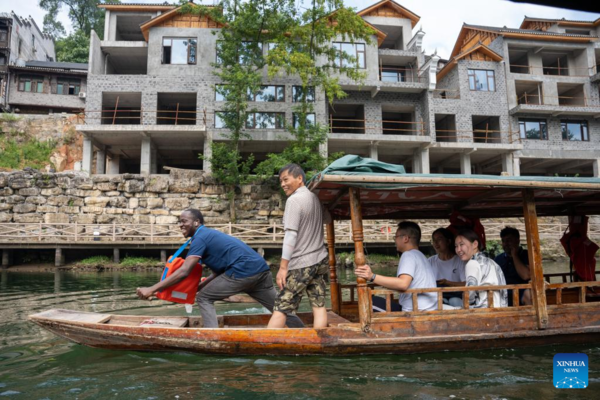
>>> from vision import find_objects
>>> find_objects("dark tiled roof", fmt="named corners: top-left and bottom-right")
top-left (464, 23), bottom-right (598, 38)
top-left (26, 61), bottom-right (88, 71)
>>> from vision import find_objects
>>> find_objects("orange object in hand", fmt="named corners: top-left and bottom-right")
top-left (156, 257), bottom-right (203, 304)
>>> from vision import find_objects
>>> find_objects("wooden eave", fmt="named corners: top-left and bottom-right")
top-left (451, 25), bottom-right (597, 59)
top-left (520, 18), bottom-right (600, 29)
top-left (139, 3), bottom-right (222, 41)
top-left (98, 5), bottom-right (176, 12)
top-left (357, 0), bottom-right (420, 28)
top-left (437, 43), bottom-right (502, 81)
top-left (363, 20), bottom-right (388, 47)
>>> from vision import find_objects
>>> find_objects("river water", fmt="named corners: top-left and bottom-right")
top-left (0, 263), bottom-right (598, 399)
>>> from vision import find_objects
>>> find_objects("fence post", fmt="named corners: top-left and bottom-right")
top-left (228, 222), bottom-right (232, 235)
top-left (74, 222), bottom-right (78, 242)
top-left (272, 221), bottom-right (277, 241)
top-left (151, 222), bottom-right (154, 244)
top-left (39, 222), bottom-right (42, 241)
top-left (112, 222), bottom-right (116, 242)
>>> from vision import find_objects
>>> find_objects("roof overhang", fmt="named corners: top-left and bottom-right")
top-left (437, 43), bottom-right (502, 81)
top-left (98, 4), bottom-right (176, 12)
top-left (357, 0), bottom-right (421, 28)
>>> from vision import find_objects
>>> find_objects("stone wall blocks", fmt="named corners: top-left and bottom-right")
top-left (85, 197), bottom-right (111, 207)
top-left (18, 188), bottom-right (40, 196)
top-left (169, 179), bottom-right (200, 193)
top-left (92, 175), bottom-right (111, 183)
top-left (105, 208), bottom-right (124, 215)
top-left (25, 196), bottom-right (47, 205)
top-left (47, 195), bottom-right (70, 206)
top-left (44, 213), bottom-right (70, 224)
top-left (133, 192), bottom-right (158, 198)
top-left (145, 175), bottom-right (170, 192)
top-left (136, 208), bottom-right (151, 215)
top-left (41, 187), bottom-right (63, 196)
top-left (140, 198), bottom-right (163, 209)
top-left (150, 209), bottom-right (170, 216)
top-left (57, 176), bottom-right (73, 189)
top-left (34, 174), bottom-right (57, 188)
top-left (60, 206), bottom-right (82, 214)
top-left (104, 191), bottom-right (120, 197)
top-left (9, 178), bottom-right (32, 189)
top-left (13, 213), bottom-right (43, 223)
top-left (201, 184), bottom-right (225, 195)
top-left (122, 174), bottom-right (144, 180)
top-left (73, 214), bottom-right (96, 224)
top-left (0, 187), bottom-right (13, 196)
top-left (13, 204), bottom-right (38, 213)
top-left (170, 210), bottom-right (183, 217)
top-left (238, 201), bottom-right (257, 211)
top-left (109, 197), bottom-right (128, 208)
top-left (164, 198), bottom-right (190, 210)
top-left (73, 177), bottom-right (94, 190)
top-left (0, 212), bottom-right (12, 222)
top-left (129, 198), bottom-right (139, 209)
top-left (211, 202), bottom-right (228, 212)
top-left (0, 203), bottom-right (12, 211)
top-left (109, 175), bottom-right (124, 183)
top-left (190, 199), bottom-right (212, 211)
top-left (0, 174), bottom-right (7, 188)
top-left (80, 206), bottom-right (103, 214)
top-left (204, 217), bottom-right (231, 224)
top-left (155, 216), bottom-right (178, 224)
top-left (118, 179), bottom-right (145, 193)
top-left (96, 182), bottom-right (118, 191)
top-left (133, 215), bottom-right (155, 224)
top-left (37, 205), bottom-right (59, 213)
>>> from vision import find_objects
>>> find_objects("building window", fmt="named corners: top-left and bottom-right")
top-left (56, 79), bottom-right (81, 95)
top-left (162, 38), bottom-right (197, 65)
top-left (246, 112), bottom-right (285, 129)
top-left (333, 42), bottom-right (366, 69)
top-left (0, 53), bottom-right (6, 65)
top-left (293, 113), bottom-right (315, 128)
top-left (468, 69), bottom-right (495, 92)
top-left (561, 120), bottom-right (589, 141)
top-left (292, 86), bottom-right (315, 102)
top-left (217, 41), bottom-right (263, 65)
top-left (214, 111), bottom-right (237, 128)
top-left (519, 119), bottom-right (547, 140)
top-left (215, 85), bottom-right (230, 101)
top-left (0, 29), bottom-right (7, 42)
top-left (248, 86), bottom-right (284, 102)
top-left (18, 76), bottom-right (44, 93)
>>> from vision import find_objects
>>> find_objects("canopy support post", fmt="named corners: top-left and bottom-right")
top-left (326, 221), bottom-right (341, 314)
top-left (522, 188), bottom-right (548, 329)
top-left (349, 188), bottom-right (371, 332)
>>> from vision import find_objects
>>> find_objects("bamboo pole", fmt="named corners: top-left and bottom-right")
top-left (522, 188), bottom-right (548, 329)
top-left (326, 221), bottom-right (341, 314)
top-left (349, 187), bottom-right (371, 332)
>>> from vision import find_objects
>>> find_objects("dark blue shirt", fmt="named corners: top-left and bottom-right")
top-left (494, 248), bottom-right (529, 285)
top-left (187, 226), bottom-right (269, 278)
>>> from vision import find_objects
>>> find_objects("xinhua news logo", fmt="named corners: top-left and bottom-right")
top-left (553, 353), bottom-right (588, 389)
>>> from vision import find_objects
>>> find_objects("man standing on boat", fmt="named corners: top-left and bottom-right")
top-left (267, 164), bottom-right (330, 329)
top-left (494, 227), bottom-right (532, 306)
top-left (136, 209), bottom-right (304, 328)
top-left (355, 221), bottom-right (438, 312)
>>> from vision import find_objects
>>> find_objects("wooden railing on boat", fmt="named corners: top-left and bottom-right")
top-left (1, 221), bottom-right (597, 245)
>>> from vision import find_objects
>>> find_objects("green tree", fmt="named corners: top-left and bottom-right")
top-left (39, 0), bottom-right (120, 39)
top-left (182, 0), bottom-right (373, 220)
top-left (55, 30), bottom-right (90, 63)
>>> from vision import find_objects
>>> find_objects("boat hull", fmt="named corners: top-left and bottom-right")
top-left (30, 309), bottom-right (600, 356)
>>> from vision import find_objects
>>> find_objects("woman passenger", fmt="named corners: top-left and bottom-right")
top-left (455, 229), bottom-right (508, 308)
top-left (429, 228), bottom-right (466, 308)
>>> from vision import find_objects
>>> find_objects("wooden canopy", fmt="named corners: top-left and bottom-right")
top-left (309, 174), bottom-right (600, 220)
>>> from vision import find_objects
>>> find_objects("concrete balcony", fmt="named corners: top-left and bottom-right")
top-left (509, 104), bottom-right (600, 117)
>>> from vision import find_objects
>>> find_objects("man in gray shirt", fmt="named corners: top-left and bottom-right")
top-left (267, 164), bottom-right (329, 329)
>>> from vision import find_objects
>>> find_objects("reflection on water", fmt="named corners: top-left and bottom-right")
top-left (0, 264), bottom-right (597, 399)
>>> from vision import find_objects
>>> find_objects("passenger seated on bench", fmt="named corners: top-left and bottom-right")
top-left (429, 228), bottom-right (466, 308)
top-left (355, 221), bottom-right (438, 312)
top-left (455, 229), bottom-right (508, 308)
top-left (494, 227), bottom-right (532, 306)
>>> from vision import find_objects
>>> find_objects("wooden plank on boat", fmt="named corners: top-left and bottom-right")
top-left (349, 187), bottom-right (371, 332)
top-left (32, 309), bottom-right (111, 324)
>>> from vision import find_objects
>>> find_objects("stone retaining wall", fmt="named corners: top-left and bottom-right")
top-left (0, 169), bottom-right (283, 225)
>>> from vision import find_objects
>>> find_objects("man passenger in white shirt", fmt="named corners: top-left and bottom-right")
top-left (355, 221), bottom-right (438, 312)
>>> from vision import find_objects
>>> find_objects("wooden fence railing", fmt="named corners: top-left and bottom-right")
top-left (0, 222), bottom-right (597, 245)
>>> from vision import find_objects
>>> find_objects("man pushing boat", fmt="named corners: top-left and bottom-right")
top-left (136, 209), bottom-right (304, 328)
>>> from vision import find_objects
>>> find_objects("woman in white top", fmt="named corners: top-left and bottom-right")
top-left (429, 228), bottom-right (466, 308)
top-left (455, 228), bottom-right (508, 309)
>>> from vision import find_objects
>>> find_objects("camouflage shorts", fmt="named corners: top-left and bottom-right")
top-left (274, 258), bottom-right (329, 315)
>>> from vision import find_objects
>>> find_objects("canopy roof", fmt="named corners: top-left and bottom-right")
top-left (308, 155), bottom-right (600, 220)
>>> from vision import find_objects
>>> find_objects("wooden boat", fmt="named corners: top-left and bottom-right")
top-left (30, 169), bottom-right (600, 355)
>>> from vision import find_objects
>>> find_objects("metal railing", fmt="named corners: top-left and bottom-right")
top-left (329, 116), bottom-right (426, 135)
top-left (0, 221), bottom-right (597, 245)
top-left (379, 66), bottom-right (425, 83)
top-left (435, 129), bottom-right (522, 144)
top-left (508, 63), bottom-right (597, 77)
top-left (516, 93), bottom-right (598, 107)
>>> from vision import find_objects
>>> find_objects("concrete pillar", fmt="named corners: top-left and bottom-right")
top-left (82, 137), bottom-right (94, 174)
top-left (592, 159), bottom-right (600, 178)
top-left (203, 135), bottom-right (213, 174)
top-left (514, 157), bottom-right (521, 177)
top-left (369, 143), bottom-right (378, 161)
top-left (460, 153), bottom-right (472, 175)
top-left (54, 269), bottom-right (62, 293)
top-left (160, 250), bottom-right (167, 263)
top-left (501, 153), bottom-right (514, 176)
top-left (2, 249), bottom-right (11, 268)
top-left (412, 150), bottom-right (421, 174)
top-left (420, 148), bottom-right (430, 174)
top-left (141, 137), bottom-right (152, 175)
top-left (150, 146), bottom-right (158, 174)
top-left (96, 149), bottom-right (106, 174)
top-left (108, 154), bottom-right (121, 174)
top-left (55, 248), bottom-right (64, 267)
top-left (113, 248), bottom-right (120, 264)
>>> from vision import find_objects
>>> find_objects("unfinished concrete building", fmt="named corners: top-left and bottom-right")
top-left (81, 1), bottom-right (600, 177)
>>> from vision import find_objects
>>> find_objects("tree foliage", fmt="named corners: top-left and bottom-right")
top-left (39, 0), bottom-right (120, 39)
top-left (182, 0), bottom-right (374, 219)
top-left (55, 30), bottom-right (90, 63)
